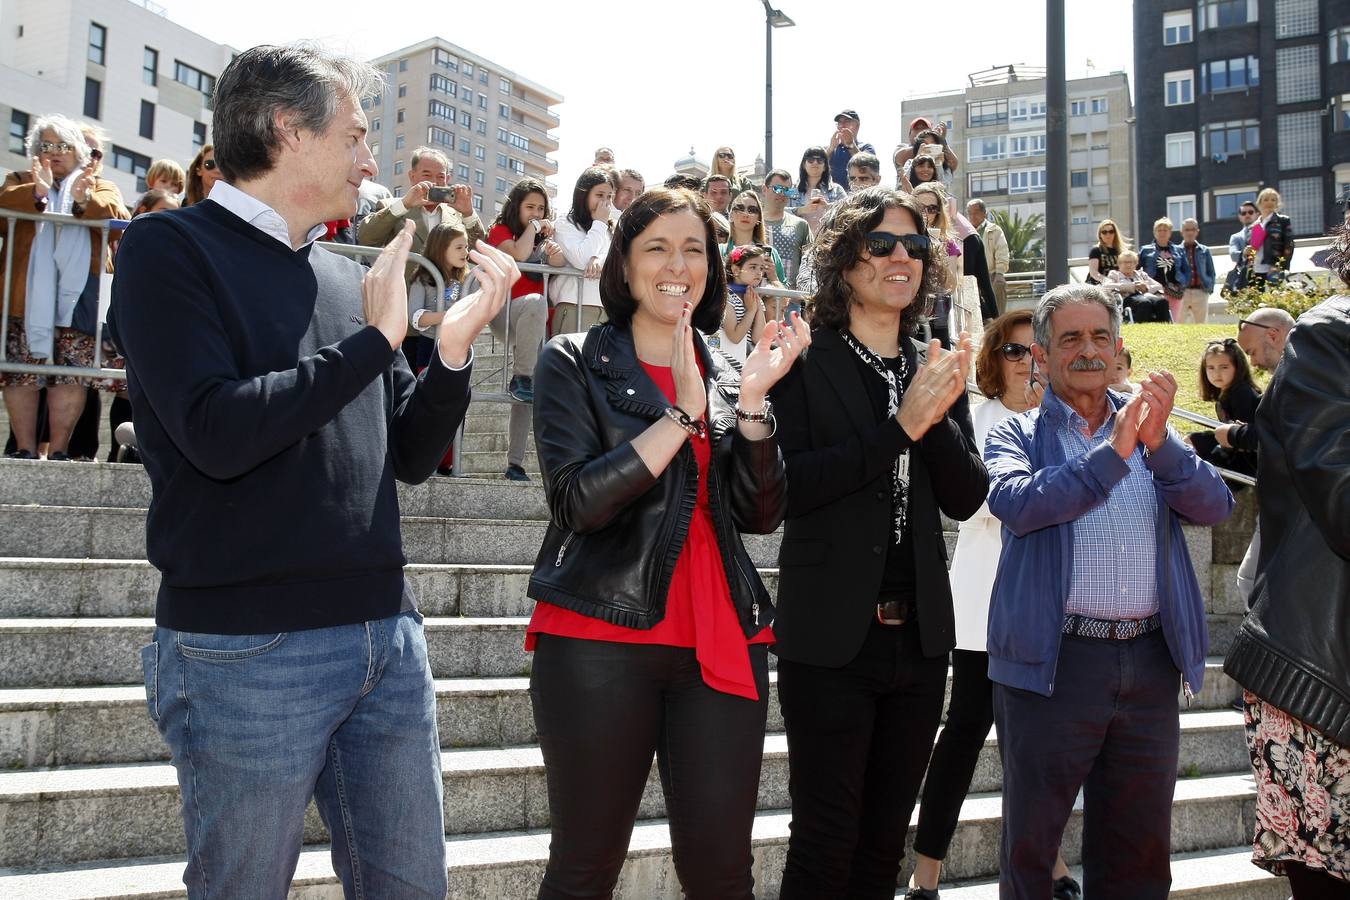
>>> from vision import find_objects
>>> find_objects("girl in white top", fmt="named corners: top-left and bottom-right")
top-left (552, 166), bottom-right (614, 334)
top-left (713, 244), bottom-right (770, 364)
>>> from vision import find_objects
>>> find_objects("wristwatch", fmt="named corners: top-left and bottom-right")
top-left (735, 398), bottom-right (773, 423)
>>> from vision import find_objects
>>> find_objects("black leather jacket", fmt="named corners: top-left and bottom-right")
top-left (1224, 296), bottom-right (1350, 744)
top-left (527, 323), bottom-right (787, 636)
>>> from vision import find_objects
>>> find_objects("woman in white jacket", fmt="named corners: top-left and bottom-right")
top-left (905, 310), bottom-right (1078, 900)
top-left (551, 166), bottom-right (615, 335)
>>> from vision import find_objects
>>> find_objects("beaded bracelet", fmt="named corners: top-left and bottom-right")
top-left (664, 405), bottom-right (707, 439)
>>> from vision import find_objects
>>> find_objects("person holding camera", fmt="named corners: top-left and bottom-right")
top-left (827, 110), bottom-right (876, 187)
top-left (358, 146), bottom-right (484, 280)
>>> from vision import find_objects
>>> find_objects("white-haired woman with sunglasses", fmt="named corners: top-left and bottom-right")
top-left (904, 308), bottom-right (1079, 900)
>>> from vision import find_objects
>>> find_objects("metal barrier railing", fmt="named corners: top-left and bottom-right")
top-left (1168, 406), bottom-right (1256, 487)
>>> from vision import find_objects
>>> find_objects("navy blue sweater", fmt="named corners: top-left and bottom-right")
top-left (110, 200), bottom-right (471, 634)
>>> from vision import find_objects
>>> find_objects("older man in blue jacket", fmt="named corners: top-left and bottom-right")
top-left (983, 284), bottom-right (1233, 900)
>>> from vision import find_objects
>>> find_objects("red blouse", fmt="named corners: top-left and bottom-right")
top-left (525, 360), bottom-right (773, 700)
top-left (486, 223), bottom-right (544, 300)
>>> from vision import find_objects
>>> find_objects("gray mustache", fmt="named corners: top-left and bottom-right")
top-left (1069, 358), bottom-right (1108, 371)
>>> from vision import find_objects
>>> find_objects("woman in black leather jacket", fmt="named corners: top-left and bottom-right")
top-left (525, 187), bottom-right (809, 900)
top-left (1224, 226), bottom-right (1350, 897)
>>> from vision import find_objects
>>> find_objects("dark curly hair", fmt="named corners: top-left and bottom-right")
top-left (810, 187), bottom-right (942, 336)
top-left (599, 187), bottom-right (727, 334)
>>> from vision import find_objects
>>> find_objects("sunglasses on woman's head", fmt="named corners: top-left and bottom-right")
top-left (863, 231), bottom-right (931, 259)
top-left (999, 342), bottom-right (1031, 362)
top-left (730, 204), bottom-right (760, 215)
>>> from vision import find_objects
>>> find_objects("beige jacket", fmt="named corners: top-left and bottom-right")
top-left (979, 219), bottom-right (1010, 276)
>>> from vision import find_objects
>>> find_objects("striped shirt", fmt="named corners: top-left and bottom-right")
top-left (1051, 393), bottom-right (1159, 620)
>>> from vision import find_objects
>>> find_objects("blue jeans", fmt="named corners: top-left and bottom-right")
top-left (141, 609), bottom-right (446, 900)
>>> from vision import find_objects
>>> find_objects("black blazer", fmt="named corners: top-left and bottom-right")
top-left (768, 327), bottom-right (988, 666)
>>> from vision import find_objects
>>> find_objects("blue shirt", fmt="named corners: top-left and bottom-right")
top-left (829, 141), bottom-right (875, 187)
top-left (1049, 393), bottom-right (1159, 619)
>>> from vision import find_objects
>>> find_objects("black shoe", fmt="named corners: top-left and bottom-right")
top-left (5, 449), bottom-right (36, 460)
top-left (1053, 875), bottom-right (1082, 900)
top-left (47, 451), bottom-right (73, 461)
top-left (435, 465), bottom-right (454, 477)
top-left (504, 464), bottom-right (531, 482)
top-left (508, 375), bottom-right (534, 403)
top-left (904, 888), bottom-right (940, 900)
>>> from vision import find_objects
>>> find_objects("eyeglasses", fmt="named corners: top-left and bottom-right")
top-left (804, 155), bottom-right (827, 163)
top-left (1238, 209), bottom-right (1256, 217)
top-left (864, 231), bottom-right (931, 259)
top-left (730, 204), bottom-right (760, 215)
top-left (717, 151), bottom-right (735, 159)
top-left (999, 342), bottom-right (1032, 362)
top-left (921, 203), bottom-right (941, 217)
top-left (768, 184), bottom-right (792, 196)
top-left (202, 159), bottom-right (218, 171)
top-left (1236, 318), bottom-right (1275, 332)
top-left (37, 141), bottom-right (74, 154)
top-left (1100, 227), bottom-right (1116, 234)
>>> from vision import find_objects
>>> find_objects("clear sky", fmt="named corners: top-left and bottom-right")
top-left (160, 0), bottom-right (1134, 193)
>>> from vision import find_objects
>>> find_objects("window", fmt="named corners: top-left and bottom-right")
top-left (398, 59), bottom-right (408, 72)
top-left (495, 177), bottom-right (507, 193)
top-left (88, 22), bottom-right (106, 65)
top-left (1200, 56), bottom-right (1259, 93)
top-left (1211, 186), bottom-right (1258, 219)
top-left (500, 78), bottom-right (512, 93)
top-left (1070, 170), bottom-right (1088, 187)
top-left (499, 103), bottom-right (511, 118)
top-left (476, 119), bottom-right (486, 134)
top-left (509, 158), bottom-right (525, 175)
top-left (968, 171), bottom-right (1008, 194)
top-left (372, 117), bottom-right (381, 132)
top-left (429, 100), bottom-right (454, 121)
top-left (1203, 119), bottom-right (1260, 157)
top-left (434, 49), bottom-right (458, 71)
top-left (393, 160), bottom-right (404, 176)
top-left (1333, 27), bottom-right (1350, 64)
top-left (474, 169), bottom-right (484, 186)
top-left (497, 152), bottom-right (508, 168)
top-left (1008, 133), bottom-right (1045, 157)
top-left (505, 131), bottom-right (530, 151)
top-left (968, 136), bottom-right (1007, 161)
top-left (9, 109), bottom-right (29, 155)
top-left (460, 84), bottom-right (473, 100)
top-left (139, 100), bottom-right (155, 140)
top-left (428, 126), bottom-right (453, 147)
top-left (370, 142), bottom-right (380, 158)
top-left (1278, 110), bottom-right (1322, 169)
top-left (1090, 97), bottom-right (1108, 114)
top-left (174, 61), bottom-right (216, 98)
top-left (1276, 44), bottom-right (1320, 103)
top-left (496, 126), bottom-right (508, 142)
top-left (1163, 10), bottom-right (1193, 44)
top-left (460, 110), bottom-right (472, 127)
top-left (372, 94), bottom-right (380, 106)
top-left (193, 121), bottom-right (206, 150)
top-left (472, 195), bottom-right (482, 212)
top-left (110, 145), bottom-right (151, 192)
top-left (478, 94), bottom-right (487, 109)
top-left (461, 62), bottom-right (473, 77)
top-left (1166, 194), bottom-right (1196, 224)
top-left (1274, 0), bottom-right (1317, 38)
top-left (1009, 96), bottom-right (1047, 123)
top-left (143, 47), bottom-right (158, 86)
top-left (1197, 0), bottom-right (1256, 30)
top-left (1165, 132), bottom-right (1195, 167)
top-left (1008, 168), bottom-right (1046, 194)
top-left (1165, 70), bottom-right (1194, 105)
top-left (84, 77), bottom-right (102, 119)
top-left (474, 144), bottom-right (485, 160)
top-left (395, 134), bottom-right (405, 150)
top-left (457, 163), bottom-right (470, 179)
top-left (393, 186), bottom-right (403, 198)
top-left (431, 74), bottom-right (455, 95)
top-left (460, 138), bottom-right (470, 154)
top-left (398, 83), bottom-right (407, 98)
top-left (1336, 94), bottom-right (1350, 132)
top-left (1071, 214), bottom-right (1090, 225)
top-left (967, 99), bottom-right (1008, 128)
top-left (479, 70), bottom-right (489, 85)
top-left (1279, 176), bottom-right (1322, 233)
top-left (396, 108), bottom-right (405, 124)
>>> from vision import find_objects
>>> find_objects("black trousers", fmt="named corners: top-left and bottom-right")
top-left (1123, 294), bottom-right (1172, 323)
top-left (913, 649), bottom-right (994, 859)
top-left (994, 630), bottom-right (1181, 900)
top-left (777, 619), bottom-right (948, 900)
top-left (529, 634), bottom-right (769, 900)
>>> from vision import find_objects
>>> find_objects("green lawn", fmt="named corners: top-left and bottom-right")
top-left (1119, 323), bottom-right (1268, 432)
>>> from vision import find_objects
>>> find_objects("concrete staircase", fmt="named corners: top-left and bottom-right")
top-left (0, 419), bottom-right (1282, 897)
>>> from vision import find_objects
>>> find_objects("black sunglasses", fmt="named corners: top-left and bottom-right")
top-left (202, 159), bottom-right (218, 171)
top-left (864, 231), bottom-right (931, 259)
top-left (717, 151), bottom-right (735, 159)
top-left (804, 155), bottom-right (827, 163)
top-left (999, 342), bottom-right (1032, 362)
top-left (730, 203), bottom-right (760, 214)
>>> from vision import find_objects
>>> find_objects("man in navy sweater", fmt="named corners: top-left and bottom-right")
top-left (111, 44), bottom-right (519, 898)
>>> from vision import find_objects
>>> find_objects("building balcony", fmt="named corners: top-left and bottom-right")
top-left (511, 93), bottom-right (561, 128)
top-left (508, 117), bottom-right (559, 151)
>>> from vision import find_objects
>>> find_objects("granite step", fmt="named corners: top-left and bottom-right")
top-left (0, 506), bottom-right (796, 568)
top-left (453, 452), bottom-right (543, 478)
top-left (0, 460), bottom-right (549, 520)
top-left (0, 774), bottom-right (1263, 893)
top-left (0, 663), bottom-right (1244, 768)
top-left (0, 728), bottom-right (1252, 869)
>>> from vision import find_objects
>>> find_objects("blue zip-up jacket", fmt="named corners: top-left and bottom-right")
top-left (982, 387), bottom-right (1234, 698)
top-left (1181, 242), bottom-right (1216, 292)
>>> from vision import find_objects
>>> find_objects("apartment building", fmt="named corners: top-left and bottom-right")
top-left (903, 67), bottom-right (1137, 258)
top-left (1133, 0), bottom-right (1350, 246)
top-left (0, 0), bottom-right (232, 201)
top-left (367, 39), bottom-right (561, 220)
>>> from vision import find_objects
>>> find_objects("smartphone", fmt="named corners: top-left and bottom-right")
top-left (427, 186), bottom-right (452, 203)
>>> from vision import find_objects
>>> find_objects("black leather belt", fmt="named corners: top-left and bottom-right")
top-left (1062, 612), bottom-right (1162, 641)
top-left (876, 600), bottom-right (917, 626)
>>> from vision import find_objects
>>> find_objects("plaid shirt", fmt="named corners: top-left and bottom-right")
top-left (1050, 393), bottom-right (1159, 620)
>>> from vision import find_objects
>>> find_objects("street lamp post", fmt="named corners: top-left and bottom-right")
top-left (762, 0), bottom-right (795, 170)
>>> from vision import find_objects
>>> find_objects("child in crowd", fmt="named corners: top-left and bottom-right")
top-left (1110, 347), bottom-right (1136, 394)
top-left (1187, 338), bottom-right (1261, 480)
top-left (407, 222), bottom-right (469, 371)
top-left (144, 159), bottom-right (186, 197)
top-left (713, 244), bottom-right (770, 364)
top-left (1105, 250), bottom-right (1171, 323)
top-left (130, 189), bottom-right (180, 217)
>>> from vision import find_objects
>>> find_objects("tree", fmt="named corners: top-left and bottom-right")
top-left (991, 209), bottom-right (1045, 273)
